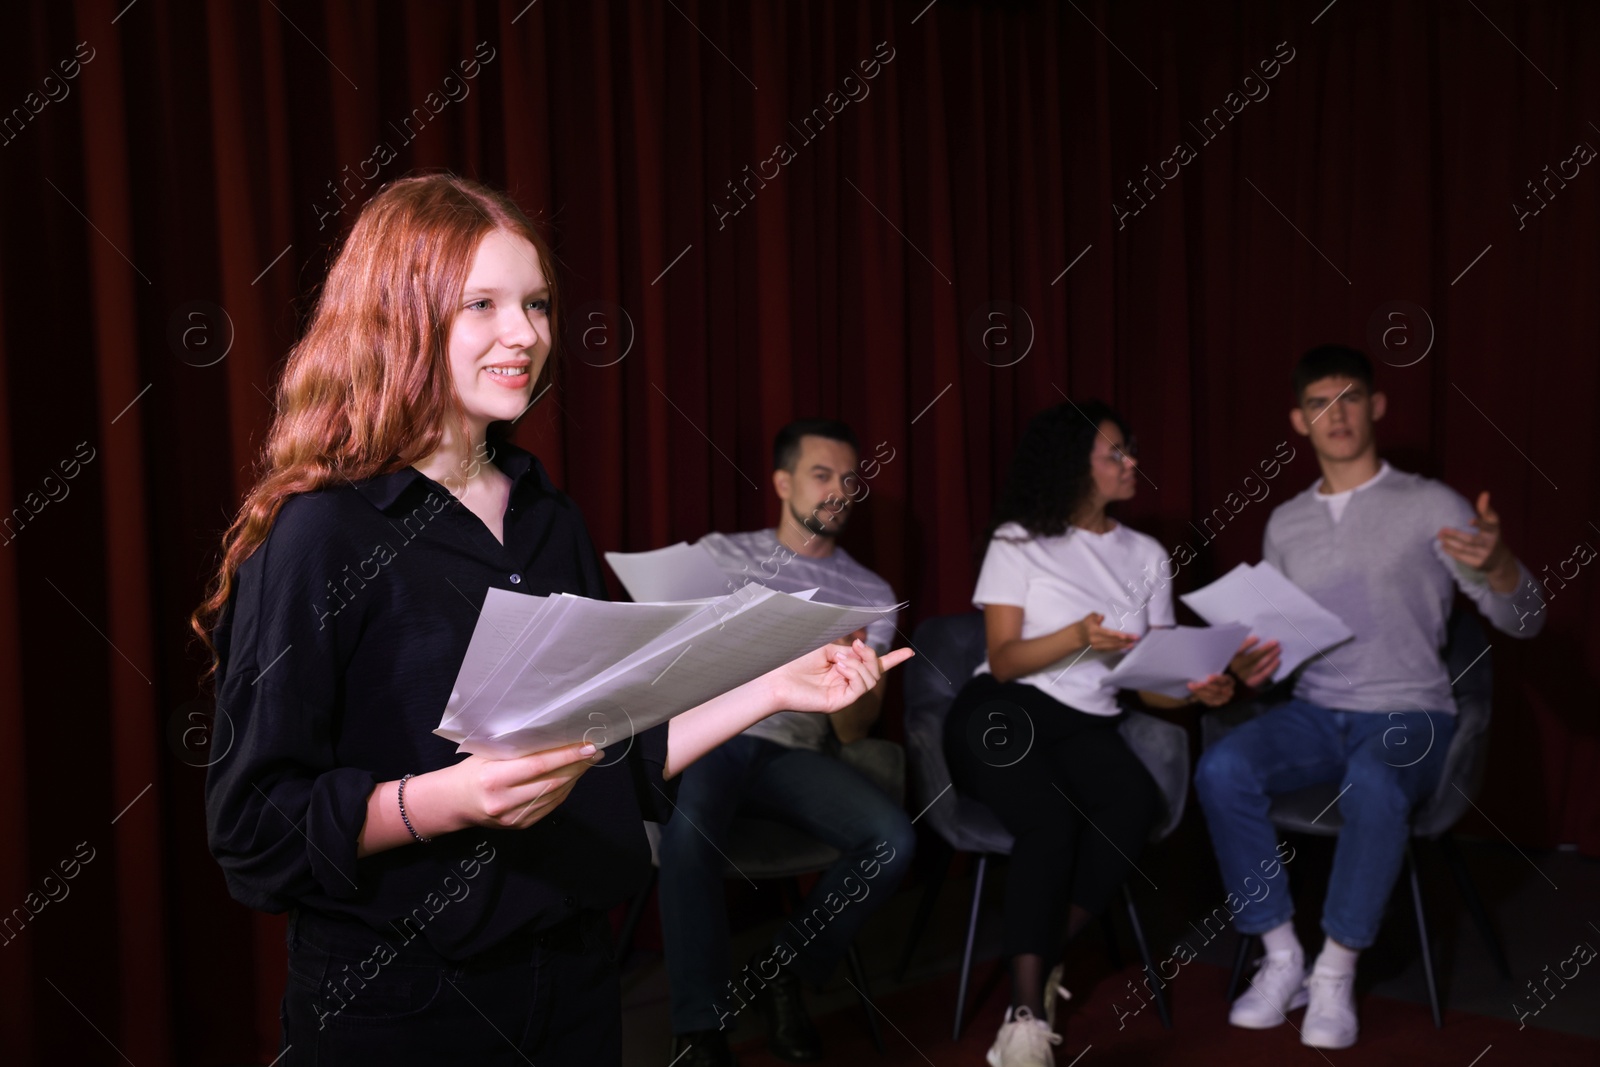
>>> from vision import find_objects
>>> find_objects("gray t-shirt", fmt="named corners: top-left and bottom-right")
top-left (1263, 465), bottom-right (1546, 714)
top-left (696, 529), bottom-right (899, 750)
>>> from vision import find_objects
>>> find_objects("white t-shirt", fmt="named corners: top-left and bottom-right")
top-left (971, 520), bottom-right (1175, 715)
top-left (1316, 460), bottom-right (1391, 523)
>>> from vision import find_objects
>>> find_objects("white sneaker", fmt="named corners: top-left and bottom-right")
top-left (986, 1005), bottom-right (1062, 1067)
top-left (1043, 963), bottom-right (1073, 1032)
top-left (1228, 948), bottom-right (1308, 1029)
top-left (1301, 967), bottom-right (1359, 1049)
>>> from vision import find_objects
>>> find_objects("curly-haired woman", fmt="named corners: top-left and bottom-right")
top-left (943, 400), bottom-right (1276, 1066)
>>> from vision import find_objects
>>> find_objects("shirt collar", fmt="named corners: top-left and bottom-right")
top-left (352, 439), bottom-right (550, 514)
top-left (1316, 459), bottom-right (1392, 500)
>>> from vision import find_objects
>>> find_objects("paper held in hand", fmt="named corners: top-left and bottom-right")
top-left (1100, 623), bottom-right (1252, 701)
top-left (1179, 561), bottom-right (1354, 682)
top-left (434, 584), bottom-right (904, 759)
top-left (603, 541), bottom-right (733, 603)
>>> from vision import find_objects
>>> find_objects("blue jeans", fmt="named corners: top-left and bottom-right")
top-left (1194, 699), bottom-right (1457, 950)
top-left (657, 734), bottom-right (916, 1033)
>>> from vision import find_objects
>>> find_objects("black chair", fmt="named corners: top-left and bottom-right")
top-left (1202, 610), bottom-right (1511, 1028)
top-left (895, 612), bottom-right (1192, 1040)
top-left (617, 738), bottom-right (907, 1054)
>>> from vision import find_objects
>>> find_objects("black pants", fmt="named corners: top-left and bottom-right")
top-left (280, 906), bottom-right (621, 1066)
top-left (943, 672), bottom-right (1163, 959)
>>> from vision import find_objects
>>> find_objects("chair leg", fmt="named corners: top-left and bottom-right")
top-left (1100, 911), bottom-right (1125, 971)
top-left (954, 855), bottom-right (988, 1042)
top-left (1226, 932), bottom-right (1256, 1003)
top-left (1122, 884), bottom-right (1172, 1029)
top-left (1437, 833), bottom-right (1512, 979)
top-left (616, 867), bottom-right (657, 963)
top-left (846, 941), bottom-right (886, 1054)
top-left (1407, 841), bottom-right (1444, 1029)
top-left (895, 837), bottom-right (952, 982)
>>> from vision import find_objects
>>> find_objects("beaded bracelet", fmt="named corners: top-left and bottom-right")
top-left (398, 773), bottom-right (431, 844)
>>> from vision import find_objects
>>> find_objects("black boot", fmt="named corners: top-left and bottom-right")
top-left (750, 954), bottom-right (823, 1062)
top-left (669, 1028), bottom-right (738, 1067)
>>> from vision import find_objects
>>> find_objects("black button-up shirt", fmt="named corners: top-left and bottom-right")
top-left (204, 440), bottom-right (673, 959)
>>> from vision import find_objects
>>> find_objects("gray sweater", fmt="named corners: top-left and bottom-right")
top-left (697, 529), bottom-right (899, 751)
top-left (1263, 466), bottom-right (1546, 714)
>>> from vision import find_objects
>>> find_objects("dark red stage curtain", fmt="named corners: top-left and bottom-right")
top-left (1, 0), bottom-right (1596, 1062)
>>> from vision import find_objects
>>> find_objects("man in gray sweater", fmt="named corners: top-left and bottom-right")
top-left (1195, 345), bottom-right (1547, 1050)
top-left (659, 419), bottom-right (914, 1067)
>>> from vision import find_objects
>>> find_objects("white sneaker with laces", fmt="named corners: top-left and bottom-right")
top-left (1043, 963), bottom-right (1073, 1033)
top-left (1301, 966), bottom-right (1359, 1048)
top-left (986, 1005), bottom-right (1062, 1067)
top-left (1228, 948), bottom-right (1308, 1029)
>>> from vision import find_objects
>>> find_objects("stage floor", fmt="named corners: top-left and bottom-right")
top-left (619, 833), bottom-right (1600, 1065)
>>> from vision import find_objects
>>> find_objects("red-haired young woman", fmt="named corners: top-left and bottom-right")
top-left (192, 173), bottom-right (910, 1066)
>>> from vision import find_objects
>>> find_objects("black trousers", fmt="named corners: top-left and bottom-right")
top-left (943, 672), bottom-right (1163, 959)
top-left (279, 906), bottom-right (621, 1066)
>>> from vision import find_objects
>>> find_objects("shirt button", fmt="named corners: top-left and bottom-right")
top-left (509, 573), bottom-right (521, 584)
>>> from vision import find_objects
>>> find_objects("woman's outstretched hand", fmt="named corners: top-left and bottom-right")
top-left (1075, 612), bottom-right (1140, 652)
top-left (766, 638), bottom-right (915, 715)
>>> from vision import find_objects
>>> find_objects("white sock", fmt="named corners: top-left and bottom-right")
top-left (1261, 921), bottom-right (1301, 958)
top-left (1314, 937), bottom-right (1359, 976)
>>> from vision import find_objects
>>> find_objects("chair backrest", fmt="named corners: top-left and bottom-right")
top-left (1413, 609), bottom-right (1494, 837)
top-left (1119, 708), bottom-right (1191, 840)
top-left (902, 613), bottom-right (1016, 854)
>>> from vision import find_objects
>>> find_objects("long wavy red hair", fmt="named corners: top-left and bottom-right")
top-left (190, 173), bottom-right (561, 683)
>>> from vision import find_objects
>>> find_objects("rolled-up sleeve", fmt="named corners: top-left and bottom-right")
top-left (630, 721), bottom-right (677, 822)
top-left (205, 496), bottom-right (375, 911)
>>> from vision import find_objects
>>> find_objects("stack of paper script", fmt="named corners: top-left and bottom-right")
top-left (1101, 623), bottom-right (1251, 700)
top-left (603, 542), bottom-right (734, 602)
top-left (434, 584), bottom-right (903, 758)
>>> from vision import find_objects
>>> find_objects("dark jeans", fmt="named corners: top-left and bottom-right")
top-left (1194, 698), bottom-right (1457, 949)
top-left (657, 734), bottom-right (916, 1033)
top-left (279, 906), bottom-right (621, 1065)
top-left (943, 672), bottom-right (1164, 960)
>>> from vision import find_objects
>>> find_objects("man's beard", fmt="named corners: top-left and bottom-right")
top-left (793, 500), bottom-right (847, 538)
